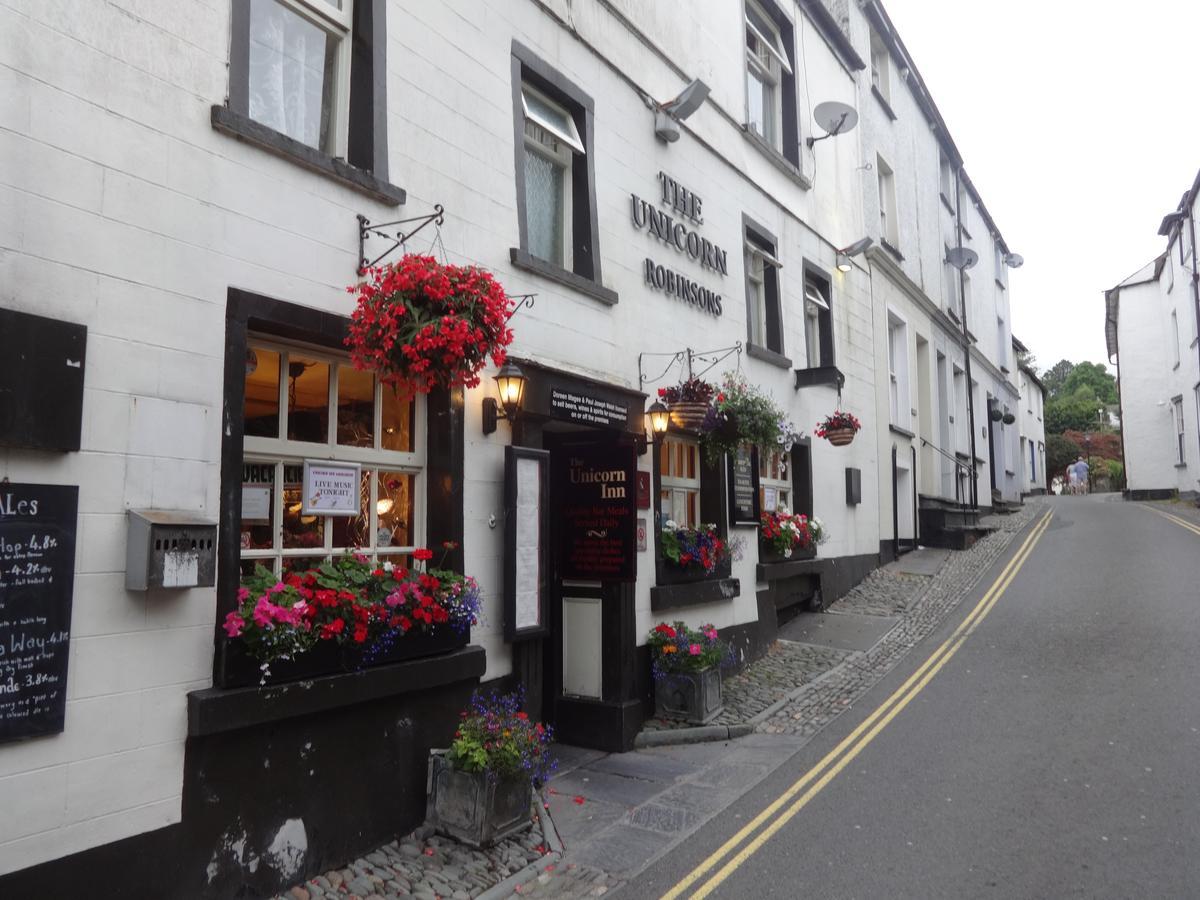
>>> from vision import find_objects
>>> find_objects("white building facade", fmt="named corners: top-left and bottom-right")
top-left (1107, 173), bottom-right (1200, 498)
top-left (0, 1), bottom-right (1028, 895)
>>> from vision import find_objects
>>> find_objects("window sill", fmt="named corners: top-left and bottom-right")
top-left (746, 342), bottom-right (792, 369)
top-left (995, 278), bottom-right (1007, 290)
top-left (1176, 462), bottom-right (1188, 469)
top-left (650, 576), bottom-right (740, 611)
top-left (1000, 366), bottom-right (1011, 374)
top-left (794, 365), bottom-right (845, 390)
top-left (871, 85), bottom-right (897, 121)
top-left (757, 556), bottom-right (821, 582)
top-left (889, 424), bottom-right (916, 439)
top-left (1174, 362), bottom-right (1182, 371)
top-left (945, 307), bottom-right (960, 324)
top-left (210, 105), bottom-right (405, 207)
top-left (188, 645), bottom-right (485, 736)
top-left (881, 239), bottom-right (905, 262)
top-left (509, 248), bottom-right (618, 306)
top-left (741, 127), bottom-right (812, 191)
top-left (955, 451), bottom-right (970, 461)
top-left (940, 193), bottom-right (956, 215)
top-left (1005, 469), bottom-right (1016, 476)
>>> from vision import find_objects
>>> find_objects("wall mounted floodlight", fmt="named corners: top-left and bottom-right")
top-left (837, 237), bottom-right (874, 271)
top-left (654, 78), bottom-right (711, 142)
top-left (945, 246), bottom-right (979, 270)
top-left (482, 362), bottom-right (526, 435)
top-left (1003, 252), bottom-right (1025, 269)
top-left (806, 101), bottom-right (859, 148)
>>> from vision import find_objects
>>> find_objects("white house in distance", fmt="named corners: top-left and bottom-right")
top-left (1013, 336), bottom-right (1048, 496)
top-left (1106, 169), bottom-right (1200, 498)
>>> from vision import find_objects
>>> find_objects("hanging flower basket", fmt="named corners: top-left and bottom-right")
top-left (346, 254), bottom-right (515, 395)
top-left (659, 377), bottom-right (716, 433)
top-left (701, 373), bottom-right (801, 464)
top-left (815, 410), bottom-right (861, 447)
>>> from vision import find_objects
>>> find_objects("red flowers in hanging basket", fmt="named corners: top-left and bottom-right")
top-left (346, 254), bottom-right (515, 394)
top-left (815, 410), bottom-right (862, 446)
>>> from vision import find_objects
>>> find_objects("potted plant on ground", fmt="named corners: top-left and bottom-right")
top-left (760, 505), bottom-right (821, 561)
top-left (659, 376), bottom-right (717, 432)
top-left (701, 373), bottom-right (800, 464)
top-left (428, 690), bottom-right (556, 848)
top-left (815, 410), bottom-right (862, 446)
top-left (346, 254), bottom-right (515, 396)
top-left (647, 621), bottom-right (731, 724)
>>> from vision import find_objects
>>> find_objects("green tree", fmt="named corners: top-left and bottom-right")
top-left (1042, 359), bottom-right (1075, 399)
top-left (1016, 349), bottom-right (1038, 373)
top-left (1046, 433), bottom-right (1081, 478)
top-left (1060, 361), bottom-right (1117, 405)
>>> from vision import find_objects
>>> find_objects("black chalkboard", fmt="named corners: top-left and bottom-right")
top-left (727, 445), bottom-right (761, 525)
top-left (0, 483), bottom-right (79, 743)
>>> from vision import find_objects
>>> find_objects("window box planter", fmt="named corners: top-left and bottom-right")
top-left (219, 627), bottom-right (469, 688)
top-left (427, 751), bottom-right (532, 848)
top-left (758, 542), bottom-right (817, 564)
top-left (654, 668), bottom-right (724, 725)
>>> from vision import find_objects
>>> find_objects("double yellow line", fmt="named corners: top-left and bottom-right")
top-left (1144, 505), bottom-right (1200, 537)
top-left (661, 508), bottom-right (1055, 900)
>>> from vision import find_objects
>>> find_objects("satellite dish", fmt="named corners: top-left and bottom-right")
top-left (807, 101), bottom-right (859, 147)
top-left (1004, 252), bottom-right (1024, 269)
top-left (945, 246), bottom-right (979, 270)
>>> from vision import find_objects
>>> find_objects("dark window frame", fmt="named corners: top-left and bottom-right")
top-left (743, 214), bottom-right (786, 359)
top-left (742, 0), bottom-right (801, 168)
top-left (509, 41), bottom-right (613, 305)
top-left (801, 262), bottom-right (835, 369)
top-left (217, 0), bottom-right (403, 206)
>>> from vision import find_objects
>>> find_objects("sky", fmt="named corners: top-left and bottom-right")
top-left (880, 0), bottom-right (1200, 373)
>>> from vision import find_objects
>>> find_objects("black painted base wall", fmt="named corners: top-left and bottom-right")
top-left (0, 650), bottom-right (486, 900)
top-left (1123, 488), bottom-right (1179, 501)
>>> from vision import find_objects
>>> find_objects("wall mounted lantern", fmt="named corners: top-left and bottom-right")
top-left (647, 400), bottom-right (670, 438)
top-left (482, 362), bottom-right (526, 435)
top-left (836, 236), bottom-right (874, 272)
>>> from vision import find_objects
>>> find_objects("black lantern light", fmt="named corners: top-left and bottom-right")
top-left (482, 362), bottom-right (526, 435)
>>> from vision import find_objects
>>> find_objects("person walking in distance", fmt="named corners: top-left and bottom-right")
top-left (1074, 456), bottom-right (1090, 495)
top-left (1066, 464), bottom-right (1079, 495)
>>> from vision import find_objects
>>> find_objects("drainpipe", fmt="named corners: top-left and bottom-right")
top-left (954, 168), bottom-right (980, 508)
top-left (1188, 193), bottom-right (1200, 414)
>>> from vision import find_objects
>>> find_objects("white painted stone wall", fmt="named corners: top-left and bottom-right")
top-left (1017, 367), bottom-right (1047, 494)
top-left (0, 0), bottom-right (886, 871)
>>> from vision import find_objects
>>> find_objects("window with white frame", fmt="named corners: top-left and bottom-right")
top-left (938, 152), bottom-right (954, 204)
top-left (997, 315), bottom-right (1007, 369)
top-left (744, 0), bottom-right (791, 150)
top-left (1171, 310), bottom-right (1181, 367)
top-left (869, 27), bottom-right (890, 104)
top-left (994, 244), bottom-right (1006, 288)
top-left (521, 84), bottom-right (583, 269)
top-left (758, 447), bottom-right (791, 513)
top-left (1173, 396), bottom-right (1186, 465)
top-left (888, 313), bottom-right (909, 428)
top-left (745, 226), bottom-right (784, 354)
top-left (803, 270), bottom-right (833, 368)
top-left (943, 243), bottom-right (960, 315)
top-left (240, 340), bottom-right (423, 575)
top-left (877, 156), bottom-right (898, 247)
top-left (246, 0), bottom-right (353, 155)
top-left (659, 436), bottom-right (701, 528)
top-left (953, 365), bottom-right (966, 452)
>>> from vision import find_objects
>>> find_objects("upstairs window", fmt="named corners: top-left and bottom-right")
top-left (888, 313), bottom-right (910, 429)
top-left (520, 85), bottom-right (584, 268)
top-left (1171, 310), bottom-right (1181, 367)
top-left (869, 27), bottom-right (890, 105)
top-left (744, 225), bottom-right (784, 356)
top-left (997, 315), bottom-right (1007, 369)
top-left (1173, 396), bottom-right (1185, 465)
top-left (938, 152), bottom-right (954, 205)
top-left (877, 155), bottom-right (898, 248)
top-left (743, 0), bottom-right (799, 165)
top-left (803, 268), bottom-right (834, 368)
top-left (247, 0), bottom-right (352, 155)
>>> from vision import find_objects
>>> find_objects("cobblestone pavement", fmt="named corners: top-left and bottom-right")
top-left (641, 639), bottom-right (851, 731)
top-left (270, 816), bottom-right (553, 900)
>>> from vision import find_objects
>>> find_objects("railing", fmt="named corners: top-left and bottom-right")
top-left (920, 437), bottom-right (973, 517)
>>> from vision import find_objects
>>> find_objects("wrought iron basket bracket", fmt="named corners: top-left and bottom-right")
top-left (357, 204), bottom-right (446, 274)
top-left (506, 294), bottom-right (536, 322)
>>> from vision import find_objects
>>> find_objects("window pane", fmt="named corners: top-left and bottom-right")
top-left (331, 467), bottom-right (370, 549)
top-left (377, 472), bottom-right (415, 549)
top-left (286, 356), bottom-right (330, 443)
top-left (337, 365), bottom-right (375, 447)
top-left (248, 0), bottom-right (338, 152)
top-left (240, 462), bottom-right (277, 551)
top-left (282, 467), bottom-right (324, 549)
top-left (524, 90), bottom-right (573, 137)
top-left (524, 149), bottom-right (565, 265)
top-left (686, 443), bottom-right (696, 480)
top-left (382, 385), bottom-right (415, 452)
top-left (283, 555), bottom-right (325, 574)
top-left (747, 71), bottom-right (766, 136)
top-left (243, 347), bottom-right (280, 438)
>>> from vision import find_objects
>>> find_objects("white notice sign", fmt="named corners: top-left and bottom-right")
top-left (302, 461), bottom-right (362, 516)
top-left (241, 485), bottom-right (271, 522)
top-left (514, 457), bottom-right (542, 630)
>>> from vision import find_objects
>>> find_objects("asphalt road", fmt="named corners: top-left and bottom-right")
top-left (631, 496), bottom-right (1200, 899)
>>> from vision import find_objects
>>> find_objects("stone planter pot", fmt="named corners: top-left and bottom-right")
top-left (669, 400), bottom-right (711, 432)
top-left (824, 427), bottom-right (856, 447)
top-left (654, 667), bottom-right (723, 724)
top-left (427, 752), bottom-right (532, 848)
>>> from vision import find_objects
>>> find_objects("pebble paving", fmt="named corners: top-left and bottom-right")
top-left (273, 501), bottom-right (1042, 899)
